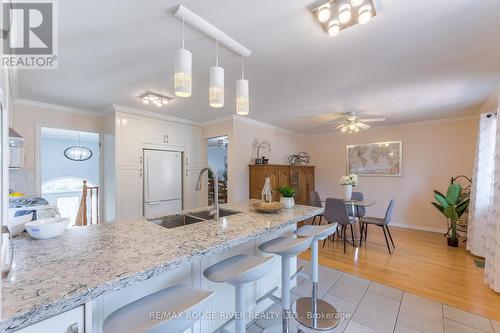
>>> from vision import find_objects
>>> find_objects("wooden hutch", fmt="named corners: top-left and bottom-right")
top-left (249, 164), bottom-right (315, 205)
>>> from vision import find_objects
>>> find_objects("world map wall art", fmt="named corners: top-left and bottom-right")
top-left (346, 141), bottom-right (402, 176)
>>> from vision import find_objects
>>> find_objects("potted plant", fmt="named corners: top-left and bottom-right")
top-left (278, 186), bottom-right (296, 209)
top-left (431, 183), bottom-right (470, 247)
top-left (339, 174), bottom-right (358, 201)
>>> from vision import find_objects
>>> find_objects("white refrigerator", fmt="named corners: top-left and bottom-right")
top-left (143, 149), bottom-right (182, 218)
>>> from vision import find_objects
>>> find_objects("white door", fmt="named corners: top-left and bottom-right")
top-left (117, 167), bottom-right (142, 219)
top-left (144, 150), bottom-right (182, 203)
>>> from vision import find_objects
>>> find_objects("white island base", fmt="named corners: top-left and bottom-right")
top-left (88, 225), bottom-right (298, 333)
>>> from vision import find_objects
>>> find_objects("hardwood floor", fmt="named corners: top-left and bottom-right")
top-left (299, 224), bottom-right (500, 321)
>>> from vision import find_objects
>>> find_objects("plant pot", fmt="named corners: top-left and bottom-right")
top-left (280, 197), bottom-right (295, 209)
top-left (447, 237), bottom-right (459, 247)
top-left (342, 184), bottom-right (353, 201)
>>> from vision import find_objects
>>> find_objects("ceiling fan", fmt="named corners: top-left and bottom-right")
top-left (329, 112), bottom-right (386, 134)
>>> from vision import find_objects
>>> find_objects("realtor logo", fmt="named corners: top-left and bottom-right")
top-left (2, 0), bottom-right (58, 68)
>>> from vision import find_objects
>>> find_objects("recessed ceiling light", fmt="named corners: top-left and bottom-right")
top-left (317, 4), bottom-right (331, 23)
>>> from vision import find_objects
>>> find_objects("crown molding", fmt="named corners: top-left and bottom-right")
top-left (475, 93), bottom-right (500, 115)
top-left (104, 104), bottom-right (202, 127)
top-left (200, 115), bottom-right (234, 126)
top-left (15, 99), bottom-right (103, 116)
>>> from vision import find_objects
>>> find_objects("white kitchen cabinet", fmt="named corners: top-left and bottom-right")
top-left (183, 126), bottom-right (202, 169)
top-left (116, 166), bottom-right (142, 220)
top-left (116, 113), bottom-right (141, 166)
top-left (15, 306), bottom-right (84, 333)
top-left (142, 118), bottom-right (183, 147)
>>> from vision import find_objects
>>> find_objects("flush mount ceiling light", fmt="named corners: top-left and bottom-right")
top-left (138, 91), bottom-right (172, 107)
top-left (174, 14), bottom-right (192, 97)
top-left (312, 0), bottom-right (376, 36)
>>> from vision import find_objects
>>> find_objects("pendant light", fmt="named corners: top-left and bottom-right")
top-left (174, 15), bottom-right (192, 97)
top-left (209, 40), bottom-right (224, 108)
top-left (236, 56), bottom-right (249, 115)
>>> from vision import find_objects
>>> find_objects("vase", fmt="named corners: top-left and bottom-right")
top-left (343, 184), bottom-right (353, 201)
top-left (280, 197), bottom-right (295, 209)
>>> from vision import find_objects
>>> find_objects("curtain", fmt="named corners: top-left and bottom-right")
top-left (467, 113), bottom-right (496, 257)
top-left (468, 103), bottom-right (500, 292)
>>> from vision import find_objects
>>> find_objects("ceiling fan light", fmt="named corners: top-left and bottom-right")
top-left (174, 48), bottom-right (192, 97)
top-left (328, 20), bottom-right (340, 37)
top-left (341, 127), bottom-right (347, 133)
top-left (351, 0), bottom-right (364, 7)
top-left (338, 3), bottom-right (352, 24)
top-left (354, 127), bottom-right (360, 132)
top-left (358, 5), bottom-right (373, 24)
top-left (317, 4), bottom-right (331, 23)
top-left (209, 66), bottom-right (224, 108)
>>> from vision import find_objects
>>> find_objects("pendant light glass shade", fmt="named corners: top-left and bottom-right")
top-left (236, 79), bottom-right (249, 115)
top-left (174, 48), bottom-right (192, 97)
top-left (209, 66), bottom-right (224, 108)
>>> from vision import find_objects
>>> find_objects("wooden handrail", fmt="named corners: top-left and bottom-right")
top-left (75, 180), bottom-right (99, 226)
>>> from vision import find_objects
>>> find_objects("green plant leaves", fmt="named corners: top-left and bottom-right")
top-left (433, 190), bottom-right (449, 208)
top-left (446, 183), bottom-right (462, 205)
top-left (278, 186), bottom-right (296, 198)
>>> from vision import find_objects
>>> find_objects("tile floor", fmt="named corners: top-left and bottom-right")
top-left (246, 259), bottom-right (500, 333)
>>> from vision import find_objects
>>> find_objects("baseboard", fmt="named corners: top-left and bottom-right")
top-left (391, 223), bottom-right (447, 234)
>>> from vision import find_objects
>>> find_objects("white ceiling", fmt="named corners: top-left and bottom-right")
top-left (17, 0), bottom-right (500, 134)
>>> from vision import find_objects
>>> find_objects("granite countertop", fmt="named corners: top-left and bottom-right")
top-left (0, 201), bottom-right (322, 332)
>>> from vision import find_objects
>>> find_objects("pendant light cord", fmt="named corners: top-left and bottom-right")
top-left (241, 56), bottom-right (245, 79)
top-left (182, 14), bottom-right (185, 49)
top-left (216, 39), bottom-right (219, 67)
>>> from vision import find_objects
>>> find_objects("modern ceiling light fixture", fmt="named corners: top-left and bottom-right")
top-left (312, 0), bottom-right (376, 36)
top-left (138, 91), bottom-right (172, 107)
top-left (236, 56), bottom-right (249, 116)
top-left (329, 112), bottom-right (386, 134)
top-left (209, 40), bottom-right (224, 108)
top-left (174, 14), bottom-right (192, 97)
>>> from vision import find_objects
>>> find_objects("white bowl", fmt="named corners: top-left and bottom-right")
top-left (25, 218), bottom-right (69, 240)
top-left (7, 213), bottom-right (34, 236)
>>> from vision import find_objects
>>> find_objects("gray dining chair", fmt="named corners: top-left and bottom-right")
top-left (309, 191), bottom-right (324, 225)
top-left (360, 199), bottom-right (396, 254)
top-left (347, 192), bottom-right (366, 218)
top-left (323, 198), bottom-right (356, 253)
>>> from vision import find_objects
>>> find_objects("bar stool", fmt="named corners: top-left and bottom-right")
top-left (204, 254), bottom-right (274, 333)
top-left (293, 223), bottom-right (339, 331)
top-left (258, 236), bottom-right (313, 333)
top-left (103, 284), bottom-right (214, 333)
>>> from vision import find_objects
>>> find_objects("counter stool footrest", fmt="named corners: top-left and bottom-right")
top-left (256, 286), bottom-right (281, 305)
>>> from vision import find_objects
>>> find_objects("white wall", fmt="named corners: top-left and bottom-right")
top-left (306, 117), bottom-right (477, 232)
top-left (10, 101), bottom-right (102, 195)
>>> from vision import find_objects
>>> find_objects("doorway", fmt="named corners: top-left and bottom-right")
top-left (39, 127), bottom-right (100, 225)
top-left (207, 135), bottom-right (228, 204)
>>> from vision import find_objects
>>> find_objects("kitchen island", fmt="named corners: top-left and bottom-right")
top-left (1, 201), bottom-right (322, 333)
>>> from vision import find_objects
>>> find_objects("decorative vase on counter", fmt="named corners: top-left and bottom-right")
top-left (261, 177), bottom-right (273, 203)
top-left (343, 184), bottom-right (353, 201)
top-left (280, 196), bottom-right (295, 209)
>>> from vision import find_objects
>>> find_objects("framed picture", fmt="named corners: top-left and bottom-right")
top-left (346, 141), bottom-right (402, 176)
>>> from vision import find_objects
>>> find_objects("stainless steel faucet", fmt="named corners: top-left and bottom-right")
top-left (195, 167), bottom-right (219, 222)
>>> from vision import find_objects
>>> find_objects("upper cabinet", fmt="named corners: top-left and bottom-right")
top-left (115, 113), bottom-right (141, 166)
top-left (183, 126), bottom-right (201, 169)
top-left (142, 118), bottom-right (183, 147)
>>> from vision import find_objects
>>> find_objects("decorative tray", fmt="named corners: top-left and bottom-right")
top-left (252, 201), bottom-right (283, 213)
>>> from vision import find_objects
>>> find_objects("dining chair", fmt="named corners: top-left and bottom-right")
top-left (347, 192), bottom-right (366, 218)
top-left (323, 198), bottom-right (356, 253)
top-left (360, 199), bottom-right (396, 254)
top-left (309, 191), bottom-right (324, 225)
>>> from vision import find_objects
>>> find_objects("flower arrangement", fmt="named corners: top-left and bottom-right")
top-left (339, 174), bottom-right (358, 187)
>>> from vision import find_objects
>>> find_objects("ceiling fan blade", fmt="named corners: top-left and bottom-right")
top-left (359, 118), bottom-right (386, 123)
top-left (357, 122), bottom-right (371, 129)
top-left (328, 120), bottom-right (347, 124)
top-left (334, 123), bottom-right (345, 129)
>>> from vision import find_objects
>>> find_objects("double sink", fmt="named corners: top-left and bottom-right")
top-left (149, 208), bottom-right (241, 229)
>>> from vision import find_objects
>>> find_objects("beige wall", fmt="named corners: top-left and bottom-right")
top-left (306, 117), bottom-right (477, 232)
top-left (10, 101), bottom-right (102, 195)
